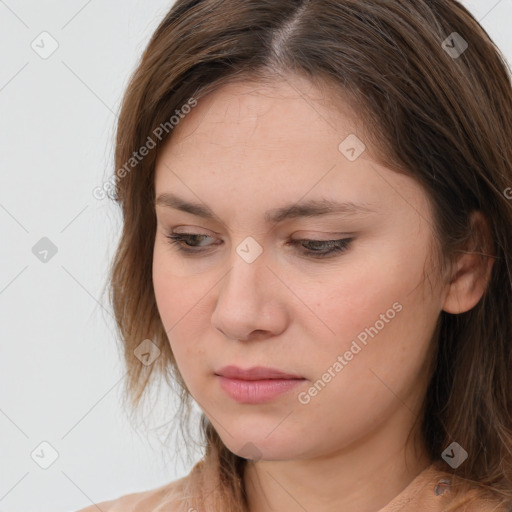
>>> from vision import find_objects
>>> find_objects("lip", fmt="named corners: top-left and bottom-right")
top-left (215, 365), bottom-right (303, 380)
top-left (215, 366), bottom-right (305, 404)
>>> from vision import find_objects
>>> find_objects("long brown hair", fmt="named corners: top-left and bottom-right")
top-left (107, 1), bottom-right (512, 510)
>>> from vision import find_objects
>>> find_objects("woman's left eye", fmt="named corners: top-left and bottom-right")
top-left (165, 233), bottom-right (353, 259)
top-left (288, 238), bottom-right (353, 258)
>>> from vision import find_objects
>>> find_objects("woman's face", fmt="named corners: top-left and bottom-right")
top-left (152, 75), bottom-right (446, 461)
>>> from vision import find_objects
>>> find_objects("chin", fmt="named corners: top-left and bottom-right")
top-left (217, 428), bottom-right (305, 462)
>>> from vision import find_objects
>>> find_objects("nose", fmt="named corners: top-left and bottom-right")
top-left (211, 248), bottom-right (288, 342)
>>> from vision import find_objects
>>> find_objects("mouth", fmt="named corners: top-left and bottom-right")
top-left (215, 365), bottom-right (304, 380)
top-left (214, 365), bottom-right (306, 403)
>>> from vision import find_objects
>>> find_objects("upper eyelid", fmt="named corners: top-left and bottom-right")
top-left (157, 220), bottom-right (221, 236)
top-left (155, 215), bottom-right (361, 237)
top-left (161, 223), bottom-right (354, 237)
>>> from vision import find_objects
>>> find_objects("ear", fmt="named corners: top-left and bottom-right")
top-left (442, 211), bottom-right (495, 314)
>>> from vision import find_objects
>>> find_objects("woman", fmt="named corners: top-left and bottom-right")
top-left (78, 0), bottom-right (512, 510)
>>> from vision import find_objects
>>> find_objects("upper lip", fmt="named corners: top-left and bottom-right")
top-left (215, 365), bottom-right (304, 380)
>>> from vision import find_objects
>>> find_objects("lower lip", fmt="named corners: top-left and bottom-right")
top-left (216, 376), bottom-right (305, 403)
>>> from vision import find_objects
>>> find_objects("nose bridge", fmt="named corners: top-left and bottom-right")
top-left (212, 237), bottom-right (280, 338)
top-left (223, 237), bottom-right (268, 304)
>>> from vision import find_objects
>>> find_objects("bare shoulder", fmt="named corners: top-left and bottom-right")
top-left (72, 474), bottom-right (191, 512)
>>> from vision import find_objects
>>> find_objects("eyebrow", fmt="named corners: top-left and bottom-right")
top-left (154, 193), bottom-right (377, 224)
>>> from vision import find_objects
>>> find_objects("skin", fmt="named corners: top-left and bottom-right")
top-left (152, 73), bottom-right (493, 512)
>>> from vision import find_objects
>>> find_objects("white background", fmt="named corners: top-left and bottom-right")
top-left (1, 1), bottom-right (511, 511)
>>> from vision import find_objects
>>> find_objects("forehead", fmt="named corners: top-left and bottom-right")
top-left (152, 76), bottom-right (430, 231)
top-left (157, 75), bottom-right (363, 161)
top-left (156, 81), bottom-right (361, 201)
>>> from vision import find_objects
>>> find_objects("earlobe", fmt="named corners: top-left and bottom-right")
top-left (442, 211), bottom-right (495, 315)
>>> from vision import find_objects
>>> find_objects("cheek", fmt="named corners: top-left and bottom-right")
top-left (152, 248), bottom-right (216, 373)
top-left (320, 235), bottom-right (435, 338)
top-left (295, 238), bottom-right (438, 373)
top-left (302, 255), bottom-right (437, 410)
top-left (288, 260), bottom-right (405, 351)
top-left (152, 243), bottom-right (210, 320)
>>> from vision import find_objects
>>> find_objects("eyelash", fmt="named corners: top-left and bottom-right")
top-left (165, 233), bottom-right (353, 259)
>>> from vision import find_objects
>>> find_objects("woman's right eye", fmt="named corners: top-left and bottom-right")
top-left (165, 233), bottom-right (217, 253)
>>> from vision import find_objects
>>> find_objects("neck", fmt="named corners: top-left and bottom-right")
top-left (243, 415), bottom-right (432, 512)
